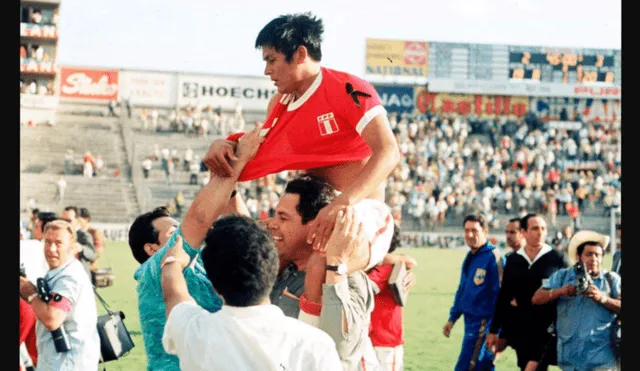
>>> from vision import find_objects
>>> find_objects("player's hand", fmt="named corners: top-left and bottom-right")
top-left (19, 276), bottom-right (32, 293)
top-left (486, 333), bottom-right (507, 354)
top-left (204, 139), bottom-right (238, 177)
top-left (486, 333), bottom-right (498, 353)
top-left (236, 122), bottom-right (265, 163)
top-left (325, 207), bottom-right (366, 264)
top-left (443, 321), bottom-right (454, 338)
top-left (161, 235), bottom-right (191, 270)
top-left (561, 284), bottom-right (578, 297)
top-left (399, 254), bottom-right (418, 270)
top-left (307, 198), bottom-right (349, 252)
top-left (403, 271), bottom-right (416, 293)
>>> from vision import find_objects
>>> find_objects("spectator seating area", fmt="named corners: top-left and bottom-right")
top-left (20, 106), bottom-right (140, 223)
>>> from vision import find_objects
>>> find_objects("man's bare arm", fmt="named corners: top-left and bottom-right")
top-left (338, 115), bottom-right (401, 206)
top-left (181, 124), bottom-right (263, 249)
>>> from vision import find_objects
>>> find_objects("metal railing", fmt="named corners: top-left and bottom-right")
top-left (119, 106), bottom-right (151, 214)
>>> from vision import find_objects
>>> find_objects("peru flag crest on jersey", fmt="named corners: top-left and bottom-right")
top-left (317, 112), bottom-right (339, 136)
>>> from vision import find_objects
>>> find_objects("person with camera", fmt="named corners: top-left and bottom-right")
top-left (532, 230), bottom-right (621, 371)
top-left (19, 220), bottom-right (100, 370)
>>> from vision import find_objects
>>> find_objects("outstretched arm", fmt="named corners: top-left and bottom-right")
top-left (181, 123), bottom-right (264, 249)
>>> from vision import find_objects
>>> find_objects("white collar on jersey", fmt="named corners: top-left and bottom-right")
top-left (286, 69), bottom-right (323, 111)
top-left (516, 243), bottom-right (552, 266)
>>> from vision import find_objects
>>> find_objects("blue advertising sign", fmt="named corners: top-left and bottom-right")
top-left (374, 85), bottom-right (415, 113)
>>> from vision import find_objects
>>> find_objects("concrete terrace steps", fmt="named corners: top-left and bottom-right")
top-left (21, 106), bottom-right (141, 223)
top-left (20, 174), bottom-right (134, 224)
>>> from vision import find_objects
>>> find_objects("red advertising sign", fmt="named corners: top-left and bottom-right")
top-left (415, 89), bottom-right (529, 117)
top-left (573, 86), bottom-right (621, 98)
top-left (59, 67), bottom-right (119, 101)
top-left (404, 42), bottom-right (428, 65)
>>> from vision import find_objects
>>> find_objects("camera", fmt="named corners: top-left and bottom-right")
top-left (36, 278), bottom-right (71, 353)
top-left (574, 261), bottom-right (592, 295)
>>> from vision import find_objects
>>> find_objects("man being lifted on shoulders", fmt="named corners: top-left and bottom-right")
top-left (206, 12), bottom-right (401, 296)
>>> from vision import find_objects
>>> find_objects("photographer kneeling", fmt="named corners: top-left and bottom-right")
top-left (19, 220), bottom-right (100, 370)
top-left (532, 230), bottom-right (621, 371)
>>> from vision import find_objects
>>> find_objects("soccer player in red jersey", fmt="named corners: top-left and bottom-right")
top-left (367, 225), bottom-right (417, 371)
top-left (205, 12), bottom-right (401, 322)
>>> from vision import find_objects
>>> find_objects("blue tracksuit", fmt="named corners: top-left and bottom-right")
top-left (449, 242), bottom-right (505, 371)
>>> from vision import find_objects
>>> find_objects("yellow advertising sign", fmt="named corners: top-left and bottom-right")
top-left (366, 39), bottom-right (428, 77)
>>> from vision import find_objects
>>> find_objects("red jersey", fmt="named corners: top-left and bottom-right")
top-left (367, 265), bottom-right (404, 347)
top-left (230, 67), bottom-right (386, 182)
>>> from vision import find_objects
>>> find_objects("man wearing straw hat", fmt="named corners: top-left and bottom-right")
top-left (532, 230), bottom-right (621, 371)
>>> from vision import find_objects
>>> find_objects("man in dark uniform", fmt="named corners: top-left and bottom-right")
top-left (491, 217), bottom-right (526, 355)
top-left (443, 214), bottom-right (505, 371)
top-left (487, 213), bottom-right (570, 371)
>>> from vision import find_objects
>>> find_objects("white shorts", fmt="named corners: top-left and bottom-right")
top-left (374, 345), bottom-right (404, 371)
top-left (352, 199), bottom-right (394, 271)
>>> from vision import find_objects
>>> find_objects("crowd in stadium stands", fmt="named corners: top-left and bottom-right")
top-left (145, 108), bottom-right (620, 238)
top-left (62, 150), bottom-right (105, 179)
top-left (135, 103), bottom-right (247, 137)
top-left (20, 77), bottom-right (55, 96)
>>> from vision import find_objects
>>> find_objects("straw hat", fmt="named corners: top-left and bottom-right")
top-left (567, 230), bottom-right (610, 265)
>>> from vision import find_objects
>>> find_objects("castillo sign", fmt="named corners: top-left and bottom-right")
top-left (59, 67), bottom-right (119, 101)
top-left (415, 87), bottom-right (529, 117)
top-left (365, 39), bottom-right (428, 77)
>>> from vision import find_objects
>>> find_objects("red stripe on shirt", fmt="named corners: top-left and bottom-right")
top-left (368, 214), bottom-right (393, 251)
top-left (299, 293), bottom-right (322, 316)
top-left (226, 132), bottom-right (246, 142)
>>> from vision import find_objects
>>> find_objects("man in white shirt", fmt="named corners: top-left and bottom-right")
top-left (20, 211), bottom-right (58, 284)
top-left (19, 220), bottom-right (100, 370)
top-left (160, 215), bottom-right (341, 371)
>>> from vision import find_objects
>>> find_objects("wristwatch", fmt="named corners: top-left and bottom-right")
top-left (326, 263), bottom-right (348, 275)
top-left (600, 295), bottom-right (608, 304)
top-left (161, 256), bottom-right (178, 269)
top-left (25, 293), bottom-right (38, 304)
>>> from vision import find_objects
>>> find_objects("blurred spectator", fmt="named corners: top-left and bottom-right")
top-left (108, 100), bottom-right (118, 117)
top-left (183, 145), bottom-right (193, 171)
top-left (174, 191), bottom-right (185, 217)
top-left (151, 108), bottom-right (159, 132)
top-left (78, 207), bottom-right (105, 272)
top-left (94, 155), bottom-right (104, 175)
top-left (30, 9), bottom-right (42, 23)
top-left (55, 176), bottom-right (66, 203)
top-left (83, 152), bottom-right (94, 179)
top-left (142, 157), bottom-right (153, 179)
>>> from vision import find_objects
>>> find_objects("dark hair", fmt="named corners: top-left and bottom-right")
top-left (255, 12), bottom-right (324, 63)
top-left (508, 217), bottom-right (521, 228)
top-left (79, 207), bottom-right (91, 220)
top-left (37, 212), bottom-right (59, 233)
top-left (577, 241), bottom-right (604, 257)
top-left (520, 213), bottom-right (540, 231)
top-left (128, 207), bottom-right (171, 264)
top-left (387, 223), bottom-right (401, 254)
top-left (63, 206), bottom-right (79, 217)
top-left (31, 208), bottom-right (40, 216)
top-left (463, 214), bottom-right (487, 230)
top-left (284, 175), bottom-right (336, 224)
top-left (201, 215), bottom-right (278, 307)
